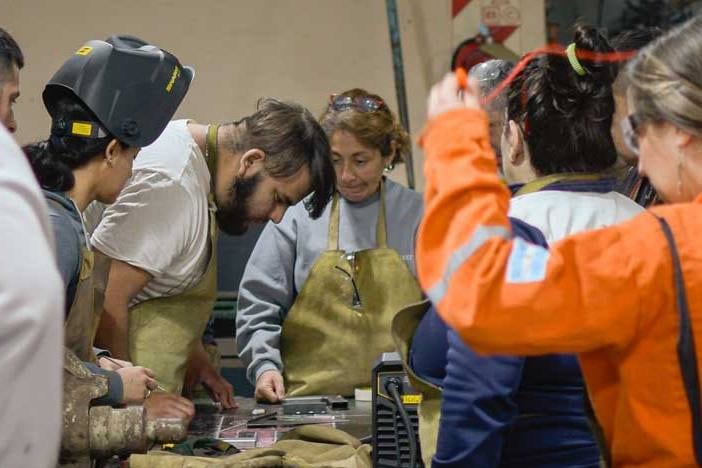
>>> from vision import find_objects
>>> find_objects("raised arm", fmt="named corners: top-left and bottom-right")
top-left (417, 75), bottom-right (666, 356)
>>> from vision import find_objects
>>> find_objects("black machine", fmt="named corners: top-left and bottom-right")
top-left (372, 352), bottom-right (424, 467)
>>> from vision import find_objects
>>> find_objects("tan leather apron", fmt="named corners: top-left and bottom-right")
top-left (280, 182), bottom-right (423, 397)
top-left (127, 208), bottom-right (217, 395)
top-left (48, 197), bottom-right (110, 364)
top-left (391, 299), bottom-right (442, 467)
top-left (127, 123), bottom-right (220, 395)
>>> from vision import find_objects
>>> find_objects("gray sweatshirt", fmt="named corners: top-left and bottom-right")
top-left (236, 179), bottom-right (423, 384)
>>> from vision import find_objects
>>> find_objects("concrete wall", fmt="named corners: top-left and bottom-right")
top-left (5, 0), bottom-right (455, 190)
top-left (4, 0), bottom-right (543, 190)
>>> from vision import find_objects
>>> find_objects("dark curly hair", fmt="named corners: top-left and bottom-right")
top-left (507, 24), bottom-right (618, 175)
top-left (224, 98), bottom-right (335, 218)
top-left (23, 93), bottom-right (127, 192)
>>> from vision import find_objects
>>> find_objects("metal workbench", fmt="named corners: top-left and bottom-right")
top-left (190, 397), bottom-right (372, 450)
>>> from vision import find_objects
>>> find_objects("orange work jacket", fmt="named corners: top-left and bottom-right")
top-left (417, 108), bottom-right (702, 467)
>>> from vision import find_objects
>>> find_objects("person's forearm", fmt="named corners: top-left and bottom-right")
top-left (95, 302), bottom-right (130, 360)
top-left (188, 341), bottom-right (209, 369)
top-left (96, 258), bottom-right (152, 360)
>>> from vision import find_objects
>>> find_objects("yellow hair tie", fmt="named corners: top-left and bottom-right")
top-left (566, 43), bottom-right (587, 76)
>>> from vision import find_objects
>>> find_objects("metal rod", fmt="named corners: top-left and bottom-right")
top-left (385, 0), bottom-right (416, 189)
top-left (101, 355), bottom-right (168, 392)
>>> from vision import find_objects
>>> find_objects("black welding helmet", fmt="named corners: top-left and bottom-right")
top-left (43, 35), bottom-right (194, 147)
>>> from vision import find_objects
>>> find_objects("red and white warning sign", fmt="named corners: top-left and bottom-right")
top-left (481, 0), bottom-right (522, 28)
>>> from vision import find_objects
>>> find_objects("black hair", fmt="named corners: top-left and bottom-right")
top-left (226, 98), bottom-right (335, 218)
top-left (612, 26), bottom-right (664, 52)
top-left (23, 94), bottom-right (125, 192)
top-left (507, 24), bottom-right (618, 175)
top-left (0, 28), bottom-right (23, 79)
top-left (611, 27), bottom-right (664, 94)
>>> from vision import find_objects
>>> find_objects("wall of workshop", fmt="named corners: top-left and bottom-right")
top-left (6, 0), bottom-right (544, 192)
top-left (5, 1), bottom-right (544, 293)
top-left (5, 0), bottom-right (457, 191)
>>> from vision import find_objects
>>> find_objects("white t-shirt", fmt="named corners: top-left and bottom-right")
top-left (88, 120), bottom-right (211, 306)
top-left (0, 126), bottom-right (63, 467)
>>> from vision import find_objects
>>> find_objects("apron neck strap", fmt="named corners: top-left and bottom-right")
top-left (376, 180), bottom-right (388, 248)
top-left (327, 193), bottom-right (341, 250)
top-left (326, 180), bottom-right (388, 251)
top-left (515, 172), bottom-right (602, 196)
top-left (206, 124), bottom-right (220, 190)
top-left (205, 124), bottom-right (220, 239)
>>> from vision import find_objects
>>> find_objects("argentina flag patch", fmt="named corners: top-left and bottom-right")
top-left (506, 237), bottom-right (549, 283)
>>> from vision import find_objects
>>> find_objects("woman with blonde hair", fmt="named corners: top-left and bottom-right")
top-left (417, 15), bottom-right (702, 466)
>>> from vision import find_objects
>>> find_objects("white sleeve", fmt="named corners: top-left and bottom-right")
top-left (90, 170), bottom-right (194, 276)
top-left (0, 127), bottom-right (63, 467)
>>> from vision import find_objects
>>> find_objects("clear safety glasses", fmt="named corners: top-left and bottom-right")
top-left (329, 94), bottom-right (385, 113)
top-left (620, 113), bottom-right (643, 156)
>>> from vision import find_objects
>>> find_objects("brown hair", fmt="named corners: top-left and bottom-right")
top-left (628, 16), bottom-right (702, 137)
top-left (318, 88), bottom-right (410, 168)
top-left (224, 98), bottom-right (335, 218)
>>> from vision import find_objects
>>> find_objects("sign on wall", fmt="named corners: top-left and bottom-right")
top-left (451, 0), bottom-right (522, 71)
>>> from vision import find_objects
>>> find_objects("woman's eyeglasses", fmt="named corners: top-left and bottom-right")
top-left (620, 113), bottom-right (643, 156)
top-left (329, 94), bottom-right (384, 113)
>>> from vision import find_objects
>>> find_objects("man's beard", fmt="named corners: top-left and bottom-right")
top-left (215, 173), bottom-right (262, 236)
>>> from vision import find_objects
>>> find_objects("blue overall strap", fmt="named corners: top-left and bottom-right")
top-left (540, 176), bottom-right (617, 194)
top-left (654, 214), bottom-right (702, 464)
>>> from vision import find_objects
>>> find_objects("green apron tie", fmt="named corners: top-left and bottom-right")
top-left (514, 172), bottom-right (603, 196)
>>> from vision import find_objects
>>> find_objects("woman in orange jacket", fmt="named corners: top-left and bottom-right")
top-left (417, 15), bottom-right (702, 468)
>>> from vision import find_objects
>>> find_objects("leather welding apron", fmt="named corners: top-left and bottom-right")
top-left (391, 299), bottom-right (442, 467)
top-left (49, 197), bottom-right (111, 364)
top-left (281, 183), bottom-right (423, 397)
top-left (127, 208), bottom-right (217, 394)
top-left (63, 248), bottom-right (99, 363)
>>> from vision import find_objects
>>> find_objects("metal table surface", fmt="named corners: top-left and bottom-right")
top-left (189, 397), bottom-right (372, 450)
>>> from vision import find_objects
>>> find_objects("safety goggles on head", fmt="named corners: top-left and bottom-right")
top-left (329, 94), bottom-right (384, 113)
top-left (620, 113), bottom-right (643, 156)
